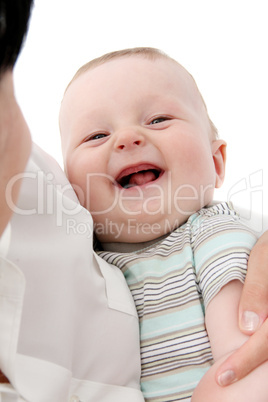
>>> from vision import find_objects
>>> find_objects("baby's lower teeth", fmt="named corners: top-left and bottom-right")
top-left (124, 183), bottom-right (137, 189)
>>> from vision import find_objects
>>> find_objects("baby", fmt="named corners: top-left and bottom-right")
top-left (60, 48), bottom-right (268, 401)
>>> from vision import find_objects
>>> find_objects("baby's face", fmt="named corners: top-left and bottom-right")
top-left (60, 56), bottom-right (225, 243)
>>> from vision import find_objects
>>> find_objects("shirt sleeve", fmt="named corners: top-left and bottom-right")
top-left (191, 203), bottom-right (257, 310)
top-left (0, 145), bottom-right (144, 401)
top-left (0, 383), bottom-right (27, 401)
top-left (0, 257), bottom-right (25, 383)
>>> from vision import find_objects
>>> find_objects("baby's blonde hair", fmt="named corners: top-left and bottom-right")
top-left (65, 47), bottom-right (218, 139)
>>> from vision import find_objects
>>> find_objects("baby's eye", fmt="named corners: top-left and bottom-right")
top-left (150, 117), bottom-right (169, 125)
top-left (85, 132), bottom-right (108, 142)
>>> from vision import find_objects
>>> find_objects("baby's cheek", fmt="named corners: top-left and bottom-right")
top-left (182, 145), bottom-right (216, 206)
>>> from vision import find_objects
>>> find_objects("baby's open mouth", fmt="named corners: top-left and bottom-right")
top-left (116, 164), bottom-right (163, 189)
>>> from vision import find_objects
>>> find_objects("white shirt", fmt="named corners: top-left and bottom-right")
top-left (0, 144), bottom-right (144, 402)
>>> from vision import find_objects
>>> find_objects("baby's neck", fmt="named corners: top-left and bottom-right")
top-left (101, 233), bottom-right (168, 253)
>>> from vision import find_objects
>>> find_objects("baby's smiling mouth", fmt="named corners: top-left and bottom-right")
top-left (115, 164), bottom-right (163, 189)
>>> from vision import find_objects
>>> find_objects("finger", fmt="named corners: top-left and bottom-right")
top-left (216, 318), bottom-right (268, 386)
top-left (239, 231), bottom-right (268, 334)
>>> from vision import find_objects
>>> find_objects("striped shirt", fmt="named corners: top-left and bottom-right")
top-left (97, 203), bottom-right (257, 401)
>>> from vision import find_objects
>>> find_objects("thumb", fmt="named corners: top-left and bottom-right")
top-left (239, 231), bottom-right (268, 334)
top-left (216, 319), bottom-right (268, 386)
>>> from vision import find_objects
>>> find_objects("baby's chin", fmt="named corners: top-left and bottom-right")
top-left (94, 214), bottom-right (191, 245)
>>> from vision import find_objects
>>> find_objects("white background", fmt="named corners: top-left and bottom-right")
top-left (14, 0), bottom-right (268, 232)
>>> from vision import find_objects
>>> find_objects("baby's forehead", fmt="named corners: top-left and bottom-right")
top-left (66, 55), bottom-right (201, 104)
top-left (60, 55), bottom-right (208, 139)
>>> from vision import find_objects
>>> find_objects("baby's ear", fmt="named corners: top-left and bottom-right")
top-left (212, 140), bottom-right (227, 188)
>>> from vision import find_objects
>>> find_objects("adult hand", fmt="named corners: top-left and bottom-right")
top-left (216, 231), bottom-right (268, 386)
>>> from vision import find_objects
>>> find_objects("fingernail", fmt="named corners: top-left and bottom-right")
top-left (241, 311), bottom-right (260, 332)
top-left (218, 370), bottom-right (236, 386)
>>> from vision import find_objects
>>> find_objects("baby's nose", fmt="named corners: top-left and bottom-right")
top-left (114, 128), bottom-right (145, 150)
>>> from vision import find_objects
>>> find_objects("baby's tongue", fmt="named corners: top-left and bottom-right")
top-left (129, 170), bottom-right (156, 186)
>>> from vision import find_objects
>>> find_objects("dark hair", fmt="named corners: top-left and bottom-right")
top-left (0, 0), bottom-right (33, 74)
